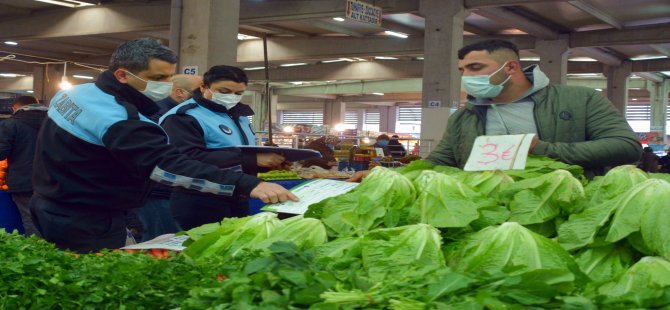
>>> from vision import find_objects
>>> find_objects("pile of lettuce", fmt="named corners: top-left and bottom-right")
top-left (6, 157), bottom-right (670, 309)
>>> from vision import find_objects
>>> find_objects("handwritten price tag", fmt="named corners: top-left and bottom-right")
top-left (464, 134), bottom-right (535, 171)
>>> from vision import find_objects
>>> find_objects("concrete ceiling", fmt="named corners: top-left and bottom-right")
top-left (0, 0), bottom-right (668, 103)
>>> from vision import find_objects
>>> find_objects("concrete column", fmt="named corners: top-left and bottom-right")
top-left (419, 0), bottom-right (467, 157)
top-left (534, 35), bottom-right (569, 85)
top-left (33, 65), bottom-right (61, 104)
top-left (270, 91), bottom-right (278, 130)
top-left (179, 0), bottom-right (239, 73)
top-left (648, 80), bottom-right (669, 136)
top-left (356, 109), bottom-right (365, 132)
top-left (323, 96), bottom-right (345, 129)
top-left (248, 91), bottom-right (265, 132)
top-left (604, 61), bottom-right (632, 114)
top-left (378, 106), bottom-right (398, 133)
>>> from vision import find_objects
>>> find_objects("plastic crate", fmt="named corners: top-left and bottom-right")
top-left (0, 191), bottom-right (24, 234)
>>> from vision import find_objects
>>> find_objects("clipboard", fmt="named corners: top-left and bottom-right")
top-left (232, 146), bottom-right (322, 162)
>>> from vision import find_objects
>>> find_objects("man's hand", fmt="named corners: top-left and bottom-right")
top-left (250, 182), bottom-right (299, 204)
top-left (257, 153), bottom-right (286, 169)
top-left (346, 170), bottom-right (369, 182)
top-left (529, 135), bottom-right (539, 153)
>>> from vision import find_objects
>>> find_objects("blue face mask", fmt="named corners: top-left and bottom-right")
top-left (461, 62), bottom-right (511, 99)
top-left (378, 140), bottom-right (389, 147)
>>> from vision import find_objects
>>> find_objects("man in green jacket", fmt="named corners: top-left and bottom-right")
top-left (350, 39), bottom-right (641, 181)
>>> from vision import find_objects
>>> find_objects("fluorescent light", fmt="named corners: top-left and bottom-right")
top-left (353, 57), bottom-right (367, 62)
top-left (630, 55), bottom-right (668, 61)
top-left (33, 0), bottom-right (94, 7)
top-left (59, 76), bottom-right (72, 90)
top-left (26, 90), bottom-right (34, 93)
top-left (333, 17), bottom-right (345, 22)
top-left (72, 74), bottom-right (93, 80)
top-left (321, 58), bottom-right (354, 63)
top-left (374, 56), bottom-right (398, 60)
top-left (372, 92), bottom-right (384, 96)
top-left (384, 30), bottom-right (408, 38)
top-left (416, 57), bottom-right (424, 60)
top-left (0, 73), bottom-right (25, 77)
top-left (283, 126), bottom-right (294, 133)
top-left (567, 73), bottom-right (602, 77)
top-left (569, 57), bottom-right (598, 62)
top-left (595, 88), bottom-right (603, 91)
top-left (520, 57), bottom-right (540, 61)
top-left (244, 67), bottom-right (265, 71)
top-left (4, 41), bottom-right (18, 46)
top-left (279, 63), bottom-right (307, 67)
top-left (632, 98), bottom-right (638, 101)
top-left (290, 81), bottom-right (305, 85)
top-left (662, 71), bottom-right (670, 77)
top-left (237, 34), bottom-right (257, 40)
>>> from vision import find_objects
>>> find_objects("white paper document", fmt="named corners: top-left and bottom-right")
top-left (262, 179), bottom-right (359, 215)
top-left (464, 134), bottom-right (536, 171)
top-left (121, 234), bottom-right (189, 251)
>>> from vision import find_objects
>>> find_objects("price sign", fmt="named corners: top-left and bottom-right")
top-left (182, 66), bottom-right (198, 75)
top-left (464, 134), bottom-right (535, 171)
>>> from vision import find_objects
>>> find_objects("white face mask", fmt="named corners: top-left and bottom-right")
top-left (124, 70), bottom-right (173, 102)
top-left (461, 62), bottom-right (511, 99)
top-left (210, 91), bottom-right (242, 110)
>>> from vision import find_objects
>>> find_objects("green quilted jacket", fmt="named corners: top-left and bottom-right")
top-left (425, 84), bottom-right (642, 178)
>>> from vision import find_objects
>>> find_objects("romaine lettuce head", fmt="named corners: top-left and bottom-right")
top-left (640, 178), bottom-right (670, 260)
top-left (184, 212), bottom-right (282, 259)
top-left (464, 170), bottom-right (515, 197)
top-left (583, 165), bottom-right (648, 205)
top-left (362, 224), bottom-right (445, 282)
top-left (500, 170), bottom-right (585, 225)
top-left (574, 244), bottom-right (633, 283)
top-left (256, 216), bottom-right (328, 250)
top-left (597, 256), bottom-right (670, 308)
top-left (355, 167), bottom-right (417, 228)
top-left (450, 222), bottom-right (584, 281)
top-left (605, 178), bottom-right (670, 243)
top-left (409, 171), bottom-right (490, 228)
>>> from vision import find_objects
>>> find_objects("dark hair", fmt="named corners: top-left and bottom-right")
top-left (458, 39), bottom-right (520, 60)
top-left (203, 65), bottom-right (248, 86)
top-left (12, 95), bottom-right (39, 106)
top-left (376, 134), bottom-right (390, 141)
top-left (109, 38), bottom-right (177, 72)
top-left (644, 147), bottom-right (653, 153)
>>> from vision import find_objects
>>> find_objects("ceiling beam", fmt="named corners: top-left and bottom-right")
top-left (571, 47), bottom-right (622, 66)
top-left (568, 0), bottom-right (623, 29)
top-left (0, 2), bottom-right (170, 40)
top-left (301, 20), bottom-right (366, 37)
top-left (0, 3), bottom-right (32, 16)
top-left (651, 45), bottom-right (670, 58)
top-left (570, 24), bottom-right (670, 47)
top-left (464, 0), bottom-right (568, 9)
top-left (244, 59), bottom-right (606, 82)
top-left (632, 58), bottom-right (670, 73)
top-left (239, 0), bottom-right (420, 24)
top-left (236, 35), bottom-right (536, 63)
top-left (634, 72), bottom-right (664, 83)
top-left (473, 7), bottom-right (560, 39)
top-left (381, 19), bottom-right (424, 37)
top-left (252, 24), bottom-right (312, 37)
top-left (276, 79), bottom-right (424, 95)
top-left (464, 23), bottom-right (494, 35)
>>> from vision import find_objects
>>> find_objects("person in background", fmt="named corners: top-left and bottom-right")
top-left (660, 148), bottom-right (670, 173)
top-left (349, 39), bottom-right (640, 182)
top-left (160, 65), bottom-right (289, 230)
top-left (149, 74), bottom-right (202, 122)
top-left (29, 38), bottom-right (297, 253)
top-left (387, 135), bottom-right (407, 158)
top-left (0, 96), bottom-right (47, 237)
top-left (639, 146), bottom-right (660, 173)
top-left (372, 134), bottom-right (390, 156)
top-left (302, 135), bottom-right (341, 169)
top-left (136, 74), bottom-right (202, 241)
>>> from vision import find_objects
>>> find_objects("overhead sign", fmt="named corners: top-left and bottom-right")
top-left (182, 66), bottom-right (198, 75)
top-left (346, 0), bottom-right (382, 26)
top-left (464, 134), bottom-right (535, 171)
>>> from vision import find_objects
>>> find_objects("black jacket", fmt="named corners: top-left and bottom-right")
top-left (0, 106), bottom-right (48, 192)
top-left (32, 71), bottom-right (261, 211)
top-left (148, 96), bottom-right (180, 123)
top-left (160, 89), bottom-right (260, 200)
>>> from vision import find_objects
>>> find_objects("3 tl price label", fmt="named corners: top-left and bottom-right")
top-left (464, 134), bottom-right (535, 171)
